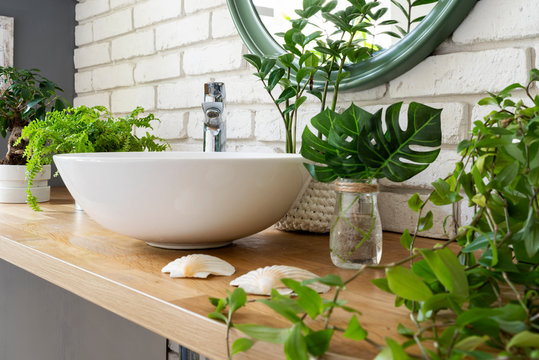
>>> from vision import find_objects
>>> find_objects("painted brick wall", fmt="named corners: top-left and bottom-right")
top-left (0, 16), bottom-right (13, 67)
top-left (74, 0), bottom-right (539, 237)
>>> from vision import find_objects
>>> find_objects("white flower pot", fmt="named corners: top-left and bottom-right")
top-left (0, 164), bottom-right (51, 203)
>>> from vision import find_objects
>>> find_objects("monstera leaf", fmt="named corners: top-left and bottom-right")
top-left (301, 102), bottom-right (442, 182)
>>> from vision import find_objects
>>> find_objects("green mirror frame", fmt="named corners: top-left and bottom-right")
top-left (227, 0), bottom-right (477, 91)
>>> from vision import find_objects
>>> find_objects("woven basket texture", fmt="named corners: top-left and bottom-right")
top-left (275, 179), bottom-right (335, 233)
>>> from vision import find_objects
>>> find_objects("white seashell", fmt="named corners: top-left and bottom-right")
top-left (161, 254), bottom-right (235, 278)
top-left (230, 265), bottom-right (330, 295)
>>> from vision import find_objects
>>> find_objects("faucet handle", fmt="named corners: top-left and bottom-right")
top-left (204, 82), bottom-right (225, 103)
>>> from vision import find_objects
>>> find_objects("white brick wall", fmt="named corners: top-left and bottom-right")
top-left (0, 16), bottom-right (14, 67)
top-left (73, 0), bottom-right (539, 238)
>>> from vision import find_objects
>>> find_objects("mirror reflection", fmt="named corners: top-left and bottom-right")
top-left (252, 0), bottom-right (437, 54)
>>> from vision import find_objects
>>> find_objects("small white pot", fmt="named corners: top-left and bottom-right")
top-left (0, 164), bottom-right (51, 203)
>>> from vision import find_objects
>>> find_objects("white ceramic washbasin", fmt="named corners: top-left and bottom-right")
top-left (54, 152), bottom-right (309, 249)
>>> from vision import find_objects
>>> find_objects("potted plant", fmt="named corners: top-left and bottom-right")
top-left (18, 105), bottom-right (169, 211)
top-left (209, 69), bottom-right (539, 360)
top-left (0, 66), bottom-right (67, 203)
top-left (301, 101), bottom-right (442, 267)
top-left (244, 0), bottom-right (435, 232)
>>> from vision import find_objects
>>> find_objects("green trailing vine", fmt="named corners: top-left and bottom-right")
top-left (209, 70), bottom-right (539, 359)
top-left (18, 105), bottom-right (169, 211)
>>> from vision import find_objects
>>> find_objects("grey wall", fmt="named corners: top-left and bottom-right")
top-left (0, 0), bottom-right (76, 186)
top-left (0, 260), bottom-right (166, 360)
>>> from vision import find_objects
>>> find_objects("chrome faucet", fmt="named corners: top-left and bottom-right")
top-left (202, 82), bottom-right (226, 152)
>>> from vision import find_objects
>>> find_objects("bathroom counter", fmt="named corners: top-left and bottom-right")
top-left (0, 187), bottom-right (440, 360)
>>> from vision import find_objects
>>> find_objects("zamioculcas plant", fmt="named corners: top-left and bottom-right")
top-left (19, 105), bottom-right (169, 210)
top-left (244, 0), bottom-right (400, 153)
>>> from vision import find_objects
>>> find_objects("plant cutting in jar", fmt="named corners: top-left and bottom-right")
top-left (244, 0), bottom-right (439, 233)
top-left (209, 69), bottom-right (539, 360)
top-left (301, 101), bottom-right (442, 266)
top-left (18, 105), bottom-right (169, 210)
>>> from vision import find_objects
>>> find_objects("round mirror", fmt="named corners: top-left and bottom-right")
top-left (227, 0), bottom-right (476, 91)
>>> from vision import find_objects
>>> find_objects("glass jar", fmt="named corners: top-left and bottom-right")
top-left (329, 179), bottom-right (383, 268)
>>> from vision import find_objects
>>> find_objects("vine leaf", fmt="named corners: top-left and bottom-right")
top-left (386, 266), bottom-right (433, 301)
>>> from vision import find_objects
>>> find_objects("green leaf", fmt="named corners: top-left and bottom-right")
top-left (278, 53), bottom-right (295, 68)
top-left (386, 266), bottom-right (433, 301)
top-left (234, 324), bottom-right (289, 344)
top-left (418, 211), bottom-right (433, 232)
top-left (343, 315), bottom-right (367, 340)
top-left (420, 248), bottom-right (469, 298)
top-left (456, 308), bottom-right (503, 327)
top-left (281, 278), bottom-right (322, 319)
top-left (208, 312), bottom-right (227, 323)
top-left (397, 323), bottom-right (414, 337)
top-left (276, 87), bottom-right (297, 104)
top-left (371, 277), bottom-right (391, 293)
top-left (407, 193), bottom-right (423, 212)
top-left (517, 207), bottom-right (539, 258)
top-left (412, 0), bottom-right (437, 5)
top-left (457, 139), bottom-right (473, 153)
top-left (267, 68), bottom-right (286, 91)
top-left (260, 58), bottom-right (276, 77)
top-left (506, 331), bottom-right (539, 349)
top-left (303, 274), bottom-right (344, 287)
top-left (229, 287), bottom-right (247, 313)
top-left (386, 337), bottom-right (410, 360)
top-left (243, 54), bottom-right (262, 70)
top-left (231, 338), bottom-right (254, 355)
top-left (374, 346), bottom-right (393, 360)
top-left (356, 102), bottom-right (442, 182)
top-left (530, 68), bottom-right (539, 82)
top-left (400, 229), bottom-right (413, 250)
top-left (284, 323), bottom-right (308, 360)
top-left (258, 299), bottom-right (302, 323)
top-left (305, 329), bottom-right (333, 356)
top-left (454, 335), bottom-right (488, 351)
top-left (411, 260), bottom-right (437, 283)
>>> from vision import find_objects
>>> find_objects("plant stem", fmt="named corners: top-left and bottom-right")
top-left (502, 272), bottom-right (529, 314)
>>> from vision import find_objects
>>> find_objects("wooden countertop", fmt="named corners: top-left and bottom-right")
top-left (0, 187), bottom-right (437, 359)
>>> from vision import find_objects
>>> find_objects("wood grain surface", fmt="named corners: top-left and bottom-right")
top-left (0, 187), bottom-right (442, 359)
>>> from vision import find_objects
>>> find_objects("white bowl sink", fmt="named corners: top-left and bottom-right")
top-left (54, 152), bottom-right (309, 249)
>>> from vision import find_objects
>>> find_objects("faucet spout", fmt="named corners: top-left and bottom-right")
top-left (202, 82), bottom-right (226, 152)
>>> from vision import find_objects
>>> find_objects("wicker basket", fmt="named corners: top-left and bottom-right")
top-left (275, 178), bottom-right (336, 233)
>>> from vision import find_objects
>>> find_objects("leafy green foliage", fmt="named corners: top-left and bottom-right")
top-left (0, 67), bottom-right (66, 136)
top-left (390, 0), bottom-right (439, 38)
top-left (0, 67), bottom-right (67, 164)
top-left (209, 69), bottom-right (539, 360)
top-left (301, 102), bottom-right (442, 182)
top-left (18, 105), bottom-right (169, 210)
top-left (244, 0), bottom-right (408, 153)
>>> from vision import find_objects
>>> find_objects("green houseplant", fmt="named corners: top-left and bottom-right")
top-left (0, 66), bottom-right (67, 203)
top-left (301, 101), bottom-right (442, 267)
top-left (18, 105), bottom-right (169, 210)
top-left (0, 66), bottom-right (66, 165)
top-left (209, 70), bottom-right (539, 360)
top-left (245, 0), bottom-right (438, 233)
top-left (244, 0), bottom-right (439, 154)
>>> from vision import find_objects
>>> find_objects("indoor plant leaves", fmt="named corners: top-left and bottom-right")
top-left (301, 102), bottom-right (442, 182)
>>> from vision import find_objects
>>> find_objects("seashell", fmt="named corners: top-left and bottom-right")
top-left (161, 254), bottom-right (235, 278)
top-left (230, 265), bottom-right (330, 295)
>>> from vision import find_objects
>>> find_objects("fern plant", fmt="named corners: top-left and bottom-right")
top-left (18, 105), bottom-right (169, 210)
